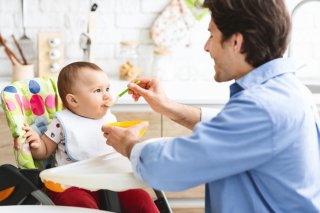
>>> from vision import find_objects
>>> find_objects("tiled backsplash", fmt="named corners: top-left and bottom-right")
top-left (0, 0), bottom-right (319, 81)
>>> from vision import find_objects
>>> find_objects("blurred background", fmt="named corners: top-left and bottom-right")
top-left (0, 0), bottom-right (318, 82)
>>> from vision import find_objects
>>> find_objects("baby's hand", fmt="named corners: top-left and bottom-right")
top-left (23, 123), bottom-right (42, 149)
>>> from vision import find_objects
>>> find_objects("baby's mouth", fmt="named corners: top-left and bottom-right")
top-left (104, 99), bottom-right (115, 107)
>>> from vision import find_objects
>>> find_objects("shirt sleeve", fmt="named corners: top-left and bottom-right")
top-left (130, 95), bottom-right (274, 191)
top-left (131, 137), bottom-right (173, 181)
top-left (44, 118), bottom-right (63, 144)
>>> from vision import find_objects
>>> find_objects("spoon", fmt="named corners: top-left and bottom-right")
top-left (108, 80), bottom-right (140, 106)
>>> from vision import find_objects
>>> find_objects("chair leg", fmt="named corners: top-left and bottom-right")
top-left (153, 189), bottom-right (172, 213)
top-left (98, 189), bottom-right (121, 213)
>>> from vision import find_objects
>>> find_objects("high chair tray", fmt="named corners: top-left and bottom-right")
top-left (40, 152), bottom-right (147, 192)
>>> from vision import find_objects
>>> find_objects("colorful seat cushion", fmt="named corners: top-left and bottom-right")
top-left (1, 77), bottom-right (62, 169)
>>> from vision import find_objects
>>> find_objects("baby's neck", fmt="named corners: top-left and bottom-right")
top-left (66, 108), bottom-right (104, 120)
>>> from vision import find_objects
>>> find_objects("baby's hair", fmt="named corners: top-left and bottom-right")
top-left (58, 61), bottom-right (103, 108)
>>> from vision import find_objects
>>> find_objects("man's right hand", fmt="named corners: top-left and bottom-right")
top-left (127, 77), bottom-right (172, 114)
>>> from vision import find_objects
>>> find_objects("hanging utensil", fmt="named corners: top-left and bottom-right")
top-left (79, 33), bottom-right (91, 61)
top-left (18, 0), bottom-right (34, 64)
top-left (79, 3), bottom-right (98, 61)
top-left (87, 3), bottom-right (98, 62)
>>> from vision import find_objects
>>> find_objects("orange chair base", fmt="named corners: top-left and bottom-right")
top-left (0, 186), bottom-right (15, 202)
top-left (43, 180), bottom-right (65, 193)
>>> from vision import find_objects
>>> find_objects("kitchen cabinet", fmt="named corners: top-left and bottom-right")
top-left (0, 112), bottom-right (16, 166)
top-left (162, 116), bottom-right (192, 137)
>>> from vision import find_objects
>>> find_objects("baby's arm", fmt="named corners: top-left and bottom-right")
top-left (23, 124), bottom-right (57, 160)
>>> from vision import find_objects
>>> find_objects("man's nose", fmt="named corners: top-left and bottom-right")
top-left (204, 40), bottom-right (210, 52)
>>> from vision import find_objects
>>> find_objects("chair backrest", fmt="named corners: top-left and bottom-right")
top-left (1, 77), bottom-right (62, 169)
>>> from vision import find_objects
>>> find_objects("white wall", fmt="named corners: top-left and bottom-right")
top-left (0, 0), bottom-right (212, 81)
top-left (286, 0), bottom-right (320, 81)
top-left (0, 0), bottom-right (319, 81)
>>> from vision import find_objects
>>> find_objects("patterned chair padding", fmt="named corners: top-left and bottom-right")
top-left (1, 77), bottom-right (62, 169)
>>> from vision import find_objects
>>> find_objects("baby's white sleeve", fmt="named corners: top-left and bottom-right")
top-left (44, 118), bottom-right (64, 144)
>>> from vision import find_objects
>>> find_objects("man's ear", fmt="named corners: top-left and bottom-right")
top-left (66, 94), bottom-right (78, 108)
top-left (233, 32), bottom-right (244, 53)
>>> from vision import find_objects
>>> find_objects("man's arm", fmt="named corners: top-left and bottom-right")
top-left (162, 100), bottom-right (201, 130)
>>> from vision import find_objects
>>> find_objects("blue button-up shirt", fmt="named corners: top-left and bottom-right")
top-left (131, 58), bottom-right (320, 212)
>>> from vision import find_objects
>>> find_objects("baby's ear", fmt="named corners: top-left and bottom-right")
top-left (66, 94), bottom-right (78, 108)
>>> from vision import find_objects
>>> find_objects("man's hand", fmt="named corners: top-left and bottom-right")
top-left (23, 123), bottom-right (42, 149)
top-left (102, 122), bottom-right (148, 158)
top-left (128, 77), bottom-right (171, 115)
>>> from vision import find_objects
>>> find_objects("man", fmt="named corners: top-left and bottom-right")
top-left (102, 0), bottom-right (320, 212)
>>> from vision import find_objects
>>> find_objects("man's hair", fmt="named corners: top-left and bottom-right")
top-left (203, 0), bottom-right (291, 67)
top-left (57, 61), bottom-right (103, 108)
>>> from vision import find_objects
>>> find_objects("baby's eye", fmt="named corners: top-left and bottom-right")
top-left (95, 89), bottom-right (101, 93)
top-left (106, 88), bottom-right (110, 92)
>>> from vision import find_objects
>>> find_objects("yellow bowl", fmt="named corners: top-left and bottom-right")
top-left (106, 120), bottom-right (148, 137)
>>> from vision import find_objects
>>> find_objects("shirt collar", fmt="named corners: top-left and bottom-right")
top-left (236, 58), bottom-right (295, 90)
top-left (229, 82), bottom-right (243, 97)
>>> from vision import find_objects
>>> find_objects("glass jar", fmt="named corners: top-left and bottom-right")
top-left (151, 46), bottom-right (173, 81)
top-left (118, 41), bottom-right (141, 80)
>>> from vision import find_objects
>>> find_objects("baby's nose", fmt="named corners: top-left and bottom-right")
top-left (103, 92), bottom-right (111, 99)
top-left (103, 92), bottom-right (108, 98)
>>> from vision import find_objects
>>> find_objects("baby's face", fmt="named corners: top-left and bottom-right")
top-left (70, 69), bottom-right (112, 119)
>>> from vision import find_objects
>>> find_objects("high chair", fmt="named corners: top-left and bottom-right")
top-left (1, 77), bottom-right (60, 206)
top-left (1, 77), bottom-right (171, 212)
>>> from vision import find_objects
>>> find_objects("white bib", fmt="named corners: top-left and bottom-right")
top-left (55, 109), bottom-right (117, 161)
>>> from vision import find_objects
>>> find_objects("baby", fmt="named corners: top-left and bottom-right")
top-left (23, 61), bottom-right (159, 212)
